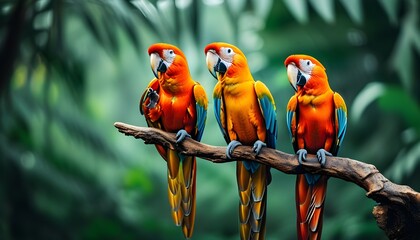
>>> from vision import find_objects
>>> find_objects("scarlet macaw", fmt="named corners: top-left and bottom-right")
top-left (205, 42), bottom-right (277, 240)
top-left (285, 54), bottom-right (347, 240)
top-left (140, 43), bottom-right (208, 239)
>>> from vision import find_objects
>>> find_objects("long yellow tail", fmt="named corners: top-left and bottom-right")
top-left (296, 174), bottom-right (328, 240)
top-left (167, 149), bottom-right (196, 239)
top-left (237, 162), bottom-right (267, 240)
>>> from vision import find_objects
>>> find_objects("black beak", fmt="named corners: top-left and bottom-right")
top-left (297, 70), bottom-right (306, 86)
top-left (152, 59), bottom-right (167, 78)
top-left (157, 59), bottom-right (167, 75)
top-left (214, 58), bottom-right (227, 75)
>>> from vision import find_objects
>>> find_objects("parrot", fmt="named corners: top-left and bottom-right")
top-left (205, 42), bottom-right (277, 240)
top-left (139, 43), bottom-right (208, 239)
top-left (284, 54), bottom-right (347, 240)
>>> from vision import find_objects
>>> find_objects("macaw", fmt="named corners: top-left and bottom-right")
top-left (285, 54), bottom-right (347, 240)
top-left (205, 42), bottom-right (277, 240)
top-left (140, 43), bottom-right (208, 239)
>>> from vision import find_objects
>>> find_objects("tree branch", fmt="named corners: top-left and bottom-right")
top-left (114, 122), bottom-right (420, 239)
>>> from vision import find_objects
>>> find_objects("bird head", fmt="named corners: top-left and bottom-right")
top-left (204, 42), bottom-right (250, 82)
top-left (284, 54), bottom-right (329, 94)
top-left (148, 43), bottom-right (189, 80)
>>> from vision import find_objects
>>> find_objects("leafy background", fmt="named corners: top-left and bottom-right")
top-left (1, 0), bottom-right (419, 239)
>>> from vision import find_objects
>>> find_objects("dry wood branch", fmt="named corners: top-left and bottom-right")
top-left (114, 122), bottom-right (420, 239)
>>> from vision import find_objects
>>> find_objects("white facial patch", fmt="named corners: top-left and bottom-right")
top-left (218, 47), bottom-right (234, 69)
top-left (162, 49), bottom-right (176, 67)
top-left (299, 59), bottom-right (315, 74)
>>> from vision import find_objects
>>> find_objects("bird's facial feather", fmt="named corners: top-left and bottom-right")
top-left (205, 42), bottom-right (248, 80)
top-left (298, 59), bottom-right (316, 74)
top-left (285, 54), bottom-right (329, 94)
top-left (148, 44), bottom-right (188, 79)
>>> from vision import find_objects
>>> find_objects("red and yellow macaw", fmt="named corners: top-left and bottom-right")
top-left (205, 42), bottom-right (277, 240)
top-left (285, 55), bottom-right (347, 240)
top-left (140, 43), bottom-right (208, 239)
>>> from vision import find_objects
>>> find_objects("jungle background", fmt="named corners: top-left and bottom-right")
top-left (1, 0), bottom-right (419, 239)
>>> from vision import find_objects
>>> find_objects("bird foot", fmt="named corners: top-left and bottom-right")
top-left (296, 149), bottom-right (307, 165)
top-left (176, 129), bottom-right (191, 143)
top-left (226, 140), bottom-right (242, 159)
top-left (316, 149), bottom-right (332, 167)
top-left (145, 88), bottom-right (159, 109)
top-left (252, 140), bottom-right (267, 155)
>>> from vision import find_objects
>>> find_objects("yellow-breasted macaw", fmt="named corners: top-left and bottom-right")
top-left (285, 54), bottom-right (347, 240)
top-left (140, 43), bottom-right (208, 239)
top-left (205, 42), bottom-right (277, 240)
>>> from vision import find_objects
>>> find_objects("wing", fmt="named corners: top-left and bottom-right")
top-left (286, 95), bottom-right (298, 152)
top-left (254, 81), bottom-right (277, 149)
top-left (213, 82), bottom-right (229, 143)
top-left (193, 83), bottom-right (208, 141)
top-left (332, 92), bottom-right (347, 155)
top-left (139, 78), bottom-right (166, 159)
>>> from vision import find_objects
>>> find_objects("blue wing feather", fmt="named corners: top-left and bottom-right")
top-left (336, 108), bottom-right (347, 147)
top-left (254, 81), bottom-right (277, 149)
top-left (214, 97), bottom-right (229, 143)
top-left (195, 102), bottom-right (207, 141)
top-left (286, 110), bottom-right (294, 140)
top-left (258, 95), bottom-right (277, 149)
top-left (333, 92), bottom-right (348, 154)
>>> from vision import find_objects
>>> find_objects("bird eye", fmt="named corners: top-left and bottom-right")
top-left (306, 60), bottom-right (310, 65)
top-left (227, 48), bottom-right (232, 54)
top-left (169, 50), bottom-right (174, 55)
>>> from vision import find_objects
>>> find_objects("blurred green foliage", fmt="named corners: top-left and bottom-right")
top-left (1, 0), bottom-right (419, 239)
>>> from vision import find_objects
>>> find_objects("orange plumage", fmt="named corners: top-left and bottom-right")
top-left (285, 54), bottom-right (347, 240)
top-left (205, 42), bottom-right (277, 240)
top-left (140, 43), bottom-right (208, 239)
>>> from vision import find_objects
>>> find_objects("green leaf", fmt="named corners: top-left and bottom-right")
top-left (226, 0), bottom-right (246, 17)
top-left (352, 83), bottom-right (420, 134)
top-left (377, 85), bottom-right (420, 134)
top-left (351, 82), bottom-right (386, 123)
top-left (309, 0), bottom-right (334, 23)
top-left (339, 0), bottom-right (363, 24)
top-left (390, 0), bottom-right (419, 91)
top-left (377, 0), bottom-right (399, 25)
top-left (282, 0), bottom-right (308, 23)
top-left (251, 0), bottom-right (273, 19)
top-left (385, 142), bottom-right (420, 182)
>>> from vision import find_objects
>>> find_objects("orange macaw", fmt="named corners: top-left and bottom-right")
top-left (205, 42), bottom-right (277, 240)
top-left (140, 43), bottom-right (208, 239)
top-left (285, 55), bottom-right (347, 240)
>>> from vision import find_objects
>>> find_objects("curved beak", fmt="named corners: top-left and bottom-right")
top-left (286, 62), bottom-right (307, 92)
top-left (206, 49), bottom-right (227, 80)
top-left (150, 53), bottom-right (167, 78)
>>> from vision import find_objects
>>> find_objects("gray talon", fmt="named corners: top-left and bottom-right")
top-left (252, 140), bottom-right (267, 155)
top-left (226, 140), bottom-right (242, 159)
top-left (316, 148), bottom-right (332, 167)
top-left (296, 149), bottom-right (307, 165)
top-left (176, 129), bottom-right (191, 143)
top-left (146, 88), bottom-right (159, 109)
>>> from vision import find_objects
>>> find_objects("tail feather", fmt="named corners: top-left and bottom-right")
top-left (167, 183), bottom-right (182, 226)
top-left (240, 221), bottom-right (252, 240)
top-left (180, 156), bottom-right (196, 238)
top-left (166, 150), bottom-right (197, 238)
top-left (237, 162), bottom-right (252, 192)
top-left (237, 162), bottom-right (268, 240)
top-left (239, 201), bottom-right (251, 224)
top-left (296, 174), bottom-right (328, 240)
top-left (167, 150), bottom-right (180, 180)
